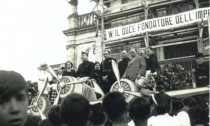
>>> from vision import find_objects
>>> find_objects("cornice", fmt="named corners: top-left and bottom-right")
top-left (66, 40), bottom-right (95, 50)
top-left (63, 25), bottom-right (97, 36)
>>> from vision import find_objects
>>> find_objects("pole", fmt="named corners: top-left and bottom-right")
top-left (100, 0), bottom-right (105, 60)
top-left (208, 16), bottom-right (210, 47)
top-left (142, 1), bottom-right (149, 47)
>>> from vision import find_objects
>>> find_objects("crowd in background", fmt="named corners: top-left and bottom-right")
top-left (0, 70), bottom-right (208, 126)
top-left (1, 47), bottom-right (208, 126)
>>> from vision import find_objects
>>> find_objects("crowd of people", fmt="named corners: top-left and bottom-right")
top-left (0, 47), bottom-right (209, 126)
top-left (0, 70), bottom-right (208, 126)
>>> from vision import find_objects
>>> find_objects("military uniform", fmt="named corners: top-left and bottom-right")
top-left (77, 61), bottom-right (95, 78)
top-left (101, 57), bottom-right (117, 93)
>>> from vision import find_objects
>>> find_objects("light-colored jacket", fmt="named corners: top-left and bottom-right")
top-left (124, 55), bottom-right (146, 82)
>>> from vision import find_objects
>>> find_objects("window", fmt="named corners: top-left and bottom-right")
top-left (164, 42), bottom-right (198, 59)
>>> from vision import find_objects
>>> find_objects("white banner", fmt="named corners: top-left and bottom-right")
top-left (105, 7), bottom-right (210, 41)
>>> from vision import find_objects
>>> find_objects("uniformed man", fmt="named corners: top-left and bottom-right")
top-left (192, 52), bottom-right (209, 87)
top-left (77, 51), bottom-right (95, 78)
top-left (101, 50), bottom-right (117, 94)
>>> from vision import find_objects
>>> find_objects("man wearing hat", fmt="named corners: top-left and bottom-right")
top-left (192, 52), bottom-right (209, 87)
top-left (77, 51), bottom-right (95, 78)
top-left (37, 63), bottom-right (53, 97)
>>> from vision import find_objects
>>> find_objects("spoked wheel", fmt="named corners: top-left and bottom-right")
top-left (58, 76), bottom-right (77, 98)
top-left (110, 79), bottom-right (138, 102)
top-left (29, 96), bottom-right (52, 117)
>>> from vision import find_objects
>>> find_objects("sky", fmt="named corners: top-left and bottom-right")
top-left (0, 0), bottom-right (96, 82)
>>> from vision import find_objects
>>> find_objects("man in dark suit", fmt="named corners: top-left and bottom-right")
top-left (192, 52), bottom-right (209, 87)
top-left (101, 50), bottom-right (117, 94)
top-left (77, 51), bottom-right (95, 78)
top-left (145, 47), bottom-right (160, 73)
top-left (118, 50), bottom-right (130, 78)
top-left (123, 48), bottom-right (146, 82)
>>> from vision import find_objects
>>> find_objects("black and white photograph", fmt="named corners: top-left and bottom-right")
top-left (0, 0), bottom-right (209, 126)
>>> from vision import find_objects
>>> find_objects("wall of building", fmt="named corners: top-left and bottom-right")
top-left (63, 0), bottom-right (209, 70)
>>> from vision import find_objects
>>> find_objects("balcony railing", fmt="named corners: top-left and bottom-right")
top-left (76, 12), bottom-right (97, 28)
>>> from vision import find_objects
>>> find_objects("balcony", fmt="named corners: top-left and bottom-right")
top-left (76, 12), bottom-right (97, 28)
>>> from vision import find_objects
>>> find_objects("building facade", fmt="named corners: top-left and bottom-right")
top-left (63, 0), bottom-right (209, 70)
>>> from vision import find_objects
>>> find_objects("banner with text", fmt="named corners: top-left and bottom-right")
top-left (106, 7), bottom-right (210, 41)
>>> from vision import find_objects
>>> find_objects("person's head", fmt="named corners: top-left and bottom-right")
top-left (39, 63), bottom-right (48, 71)
top-left (182, 97), bottom-right (198, 111)
top-left (129, 97), bottom-right (151, 122)
top-left (103, 50), bottom-right (111, 59)
top-left (145, 47), bottom-right (153, 56)
top-left (90, 103), bottom-right (105, 125)
top-left (170, 97), bottom-right (183, 116)
top-left (24, 115), bottom-right (41, 126)
top-left (0, 70), bottom-right (28, 126)
top-left (139, 49), bottom-right (145, 56)
top-left (149, 92), bottom-right (171, 115)
top-left (195, 52), bottom-right (205, 65)
top-left (65, 61), bottom-right (73, 70)
top-left (81, 52), bottom-right (89, 62)
top-left (60, 93), bottom-right (91, 126)
top-left (102, 91), bottom-right (127, 122)
top-left (129, 48), bottom-right (137, 58)
top-left (121, 50), bottom-right (128, 59)
top-left (60, 64), bottom-right (65, 72)
top-left (188, 106), bottom-right (209, 126)
top-left (48, 105), bottom-right (62, 126)
top-left (94, 61), bottom-right (100, 70)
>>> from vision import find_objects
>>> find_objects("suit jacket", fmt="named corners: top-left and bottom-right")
top-left (146, 53), bottom-right (160, 73)
top-left (125, 55), bottom-right (146, 81)
top-left (77, 60), bottom-right (95, 78)
top-left (118, 57), bottom-right (130, 78)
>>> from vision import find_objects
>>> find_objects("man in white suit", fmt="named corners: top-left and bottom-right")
top-left (123, 48), bottom-right (146, 82)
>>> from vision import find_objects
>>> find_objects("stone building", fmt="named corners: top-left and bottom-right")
top-left (63, 0), bottom-right (209, 70)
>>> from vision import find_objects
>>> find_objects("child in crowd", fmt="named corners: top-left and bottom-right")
top-left (59, 93), bottom-right (91, 126)
top-left (147, 92), bottom-right (178, 126)
top-left (129, 97), bottom-right (151, 126)
top-left (170, 97), bottom-right (191, 126)
top-left (90, 103), bottom-right (105, 126)
top-left (170, 97), bottom-right (184, 116)
top-left (188, 106), bottom-right (209, 126)
top-left (102, 91), bottom-right (128, 126)
top-left (0, 70), bottom-right (30, 126)
top-left (48, 105), bottom-right (63, 126)
top-left (182, 97), bottom-right (198, 112)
